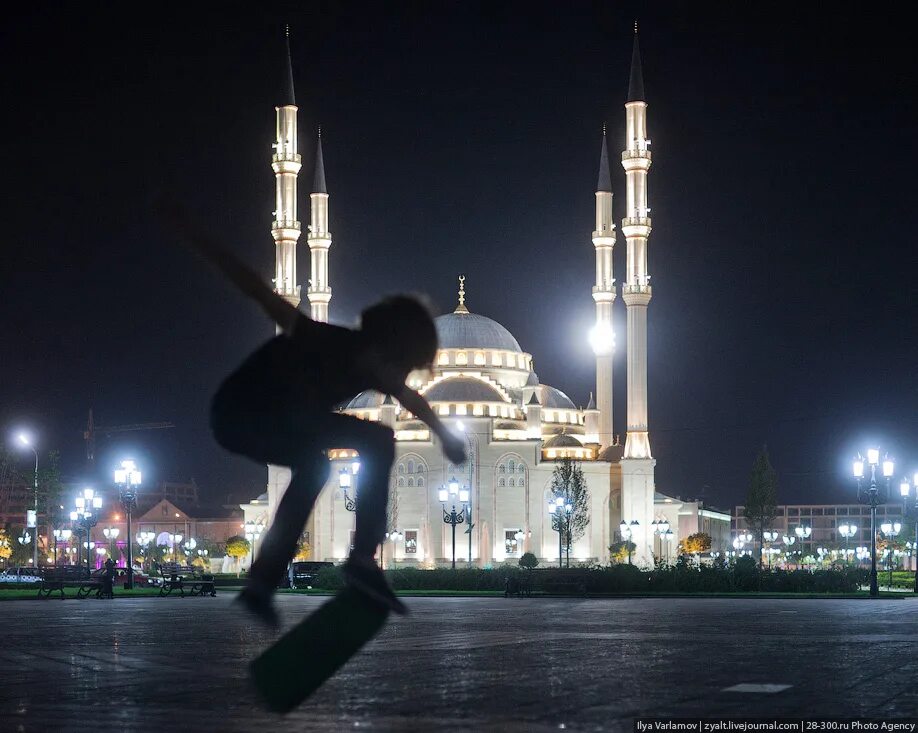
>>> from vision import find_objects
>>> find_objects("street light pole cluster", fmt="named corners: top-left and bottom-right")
top-left (15, 433), bottom-right (39, 567)
top-left (853, 448), bottom-right (895, 598)
top-left (898, 473), bottom-right (918, 593)
top-left (114, 459), bottom-right (142, 588)
top-left (549, 497), bottom-right (574, 568)
top-left (619, 519), bottom-right (640, 565)
top-left (440, 477), bottom-right (469, 570)
top-left (70, 488), bottom-right (103, 572)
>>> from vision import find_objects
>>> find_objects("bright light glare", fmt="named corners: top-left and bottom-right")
top-left (883, 458), bottom-right (895, 477)
top-left (867, 448), bottom-right (880, 465)
top-left (16, 433), bottom-right (31, 447)
top-left (852, 458), bottom-right (864, 478)
top-left (901, 480), bottom-right (910, 497)
top-left (588, 321), bottom-right (615, 356)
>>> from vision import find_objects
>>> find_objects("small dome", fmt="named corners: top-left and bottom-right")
top-left (423, 377), bottom-right (507, 403)
top-left (539, 385), bottom-right (576, 410)
top-left (597, 444), bottom-right (625, 462)
top-left (435, 312), bottom-right (522, 353)
top-left (543, 432), bottom-right (584, 448)
top-left (346, 390), bottom-right (386, 410)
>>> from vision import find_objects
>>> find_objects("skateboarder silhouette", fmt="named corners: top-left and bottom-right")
top-left (158, 201), bottom-right (467, 626)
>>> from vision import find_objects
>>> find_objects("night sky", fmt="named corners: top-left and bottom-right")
top-left (2, 3), bottom-right (916, 509)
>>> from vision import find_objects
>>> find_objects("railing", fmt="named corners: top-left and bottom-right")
top-left (621, 216), bottom-right (652, 228)
top-left (272, 153), bottom-right (302, 164)
top-left (622, 149), bottom-right (651, 161)
top-left (272, 220), bottom-right (301, 230)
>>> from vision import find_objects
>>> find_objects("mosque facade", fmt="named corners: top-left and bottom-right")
top-left (240, 29), bottom-right (730, 568)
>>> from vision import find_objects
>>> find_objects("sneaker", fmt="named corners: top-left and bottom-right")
top-left (236, 586), bottom-right (280, 629)
top-left (343, 556), bottom-right (408, 615)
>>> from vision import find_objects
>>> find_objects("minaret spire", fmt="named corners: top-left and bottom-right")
top-left (589, 127), bottom-right (616, 447)
top-left (283, 24), bottom-right (296, 107)
top-left (271, 26), bottom-right (301, 308)
top-left (620, 21), bottom-right (655, 566)
top-left (454, 275), bottom-right (469, 314)
top-left (307, 128), bottom-right (332, 322)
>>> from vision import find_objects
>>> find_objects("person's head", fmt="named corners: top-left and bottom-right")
top-left (360, 294), bottom-right (438, 377)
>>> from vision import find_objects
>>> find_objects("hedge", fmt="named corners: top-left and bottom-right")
top-left (311, 559), bottom-right (865, 594)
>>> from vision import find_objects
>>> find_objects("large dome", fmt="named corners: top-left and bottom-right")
top-left (422, 376), bottom-right (507, 403)
top-left (435, 312), bottom-right (522, 352)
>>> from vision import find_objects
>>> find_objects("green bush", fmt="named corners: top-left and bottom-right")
top-left (310, 563), bottom-right (865, 594)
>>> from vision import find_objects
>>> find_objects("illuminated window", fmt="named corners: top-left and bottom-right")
top-left (473, 404), bottom-right (484, 416)
top-left (404, 530), bottom-right (418, 554)
top-left (438, 352), bottom-right (449, 366)
top-left (491, 352), bottom-right (501, 366)
top-left (474, 352), bottom-right (486, 366)
top-left (456, 404), bottom-right (467, 416)
top-left (489, 405), bottom-right (498, 416)
top-left (456, 352), bottom-right (468, 365)
top-left (438, 404), bottom-right (449, 416)
top-left (504, 530), bottom-right (521, 556)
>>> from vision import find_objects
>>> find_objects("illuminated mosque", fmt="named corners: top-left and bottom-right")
top-left (240, 28), bottom-right (730, 568)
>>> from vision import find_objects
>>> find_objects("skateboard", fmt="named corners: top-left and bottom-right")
top-left (250, 587), bottom-right (390, 713)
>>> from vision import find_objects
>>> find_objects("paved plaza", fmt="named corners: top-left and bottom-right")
top-left (1, 594), bottom-right (916, 731)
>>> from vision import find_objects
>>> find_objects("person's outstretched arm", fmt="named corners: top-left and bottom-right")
top-left (394, 388), bottom-right (467, 465)
top-left (157, 198), bottom-right (301, 333)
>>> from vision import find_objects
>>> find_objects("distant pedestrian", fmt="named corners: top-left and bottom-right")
top-left (100, 558), bottom-right (116, 599)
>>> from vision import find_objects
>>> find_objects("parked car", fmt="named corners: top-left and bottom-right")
top-left (0, 566), bottom-right (43, 583)
top-left (287, 561), bottom-right (334, 589)
top-left (89, 567), bottom-right (163, 588)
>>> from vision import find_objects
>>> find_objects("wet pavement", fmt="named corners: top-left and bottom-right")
top-left (1, 594), bottom-right (917, 731)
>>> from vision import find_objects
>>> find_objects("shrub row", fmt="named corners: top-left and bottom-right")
top-left (313, 558), bottom-right (865, 594)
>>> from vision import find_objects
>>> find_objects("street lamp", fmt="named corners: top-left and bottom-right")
top-left (898, 474), bottom-right (918, 593)
top-left (619, 519), bottom-right (639, 565)
top-left (114, 459), bottom-right (141, 587)
top-left (168, 533), bottom-right (183, 565)
top-left (243, 522), bottom-right (262, 570)
top-left (102, 526), bottom-right (120, 560)
top-left (880, 521), bottom-right (902, 590)
top-left (339, 465), bottom-right (357, 512)
top-left (51, 528), bottom-right (72, 567)
top-left (440, 478), bottom-right (469, 570)
top-left (794, 526), bottom-right (812, 569)
top-left (386, 530), bottom-right (403, 569)
top-left (136, 530), bottom-right (155, 570)
top-left (72, 488), bottom-right (102, 573)
top-left (15, 433), bottom-right (39, 567)
top-left (838, 523), bottom-right (858, 566)
top-left (763, 530), bottom-right (779, 568)
top-left (654, 520), bottom-right (671, 563)
top-left (549, 497), bottom-right (573, 567)
top-left (854, 448), bottom-right (895, 597)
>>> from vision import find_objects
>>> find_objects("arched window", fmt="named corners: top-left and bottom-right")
top-left (498, 465), bottom-right (506, 474)
top-left (518, 478), bottom-right (525, 488)
top-left (498, 478), bottom-right (506, 487)
top-left (518, 464), bottom-right (525, 474)
top-left (508, 459), bottom-right (516, 472)
top-left (407, 478), bottom-right (415, 487)
top-left (397, 477), bottom-right (405, 487)
top-left (418, 477), bottom-right (425, 487)
top-left (508, 478), bottom-right (515, 487)
top-left (397, 464), bottom-right (405, 474)
top-left (407, 459), bottom-right (415, 474)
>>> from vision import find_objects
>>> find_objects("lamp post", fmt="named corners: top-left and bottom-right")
top-left (619, 519), bottom-right (639, 565)
top-left (136, 531), bottom-right (155, 570)
top-left (854, 449), bottom-right (895, 598)
top-left (549, 497), bottom-right (573, 567)
top-left (339, 465), bottom-right (357, 512)
top-left (168, 533), bottom-right (183, 565)
top-left (102, 526), bottom-right (120, 561)
top-left (440, 478), bottom-right (469, 570)
top-left (794, 526), bottom-right (812, 569)
top-left (386, 530), bottom-right (402, 569)
top-left (898, 474), bottom-right (918, 593)
top-left (71, 488), bottom-right (102, 573)
top-left (653, 520), bottom-right (671, 564)
top-left (763, 530), bottom-right (779, 568)
top-left (51, 528), bottom-right (71, 567)
top-left (114, 459), bottom-right (141, 587)
top-left (838, 523), bottom-right (858, 567)
top-left (15, 433), bottom-right (39, 567)
top-left (879, 521), bottom-right (901, 590)
top-left (244, 522), bottom-right (262, 570)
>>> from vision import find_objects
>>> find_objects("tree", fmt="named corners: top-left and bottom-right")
top-left (0, 528), bottom-right (12, 565)
top-left (743, 445), bottom-right (778, 568)
top-left (549, 458), bottom-right (590, 567)
top-left (294, 531), bottom-right (311, 561)
top-left (678, 532), bottom-right (712, 555)
top-left (224, 535), bottom-right (251, 577)
top-left (609, 540), bottom-right (636, 564)
top-left (519, 552), bottom-right (538, 570)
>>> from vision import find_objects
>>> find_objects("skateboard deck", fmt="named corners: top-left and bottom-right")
top-left (250, 587), bottom-right (390, 713)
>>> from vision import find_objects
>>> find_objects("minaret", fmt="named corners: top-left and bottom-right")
top-left (307, 128), bottom-right (332, 322)
top-left (619, 22), bottom-right (656, 565)
top-left (271, 26), bottom-right (301, 308)
top-left (590, 126), bottom-right (616, 449)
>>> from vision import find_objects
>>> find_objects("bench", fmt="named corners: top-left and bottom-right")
top-left (37, 567), bottom-right (105, 600)
top-left (159, 571), bottom-right (216, 598)
top-left (503, 575), bottom-right (533, 598)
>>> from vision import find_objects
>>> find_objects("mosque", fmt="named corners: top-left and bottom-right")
top-left (240, 28), bottom-right (730, 568)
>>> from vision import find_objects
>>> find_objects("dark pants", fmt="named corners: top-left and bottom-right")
top-left (210, 358), bottom-right (395, 593)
